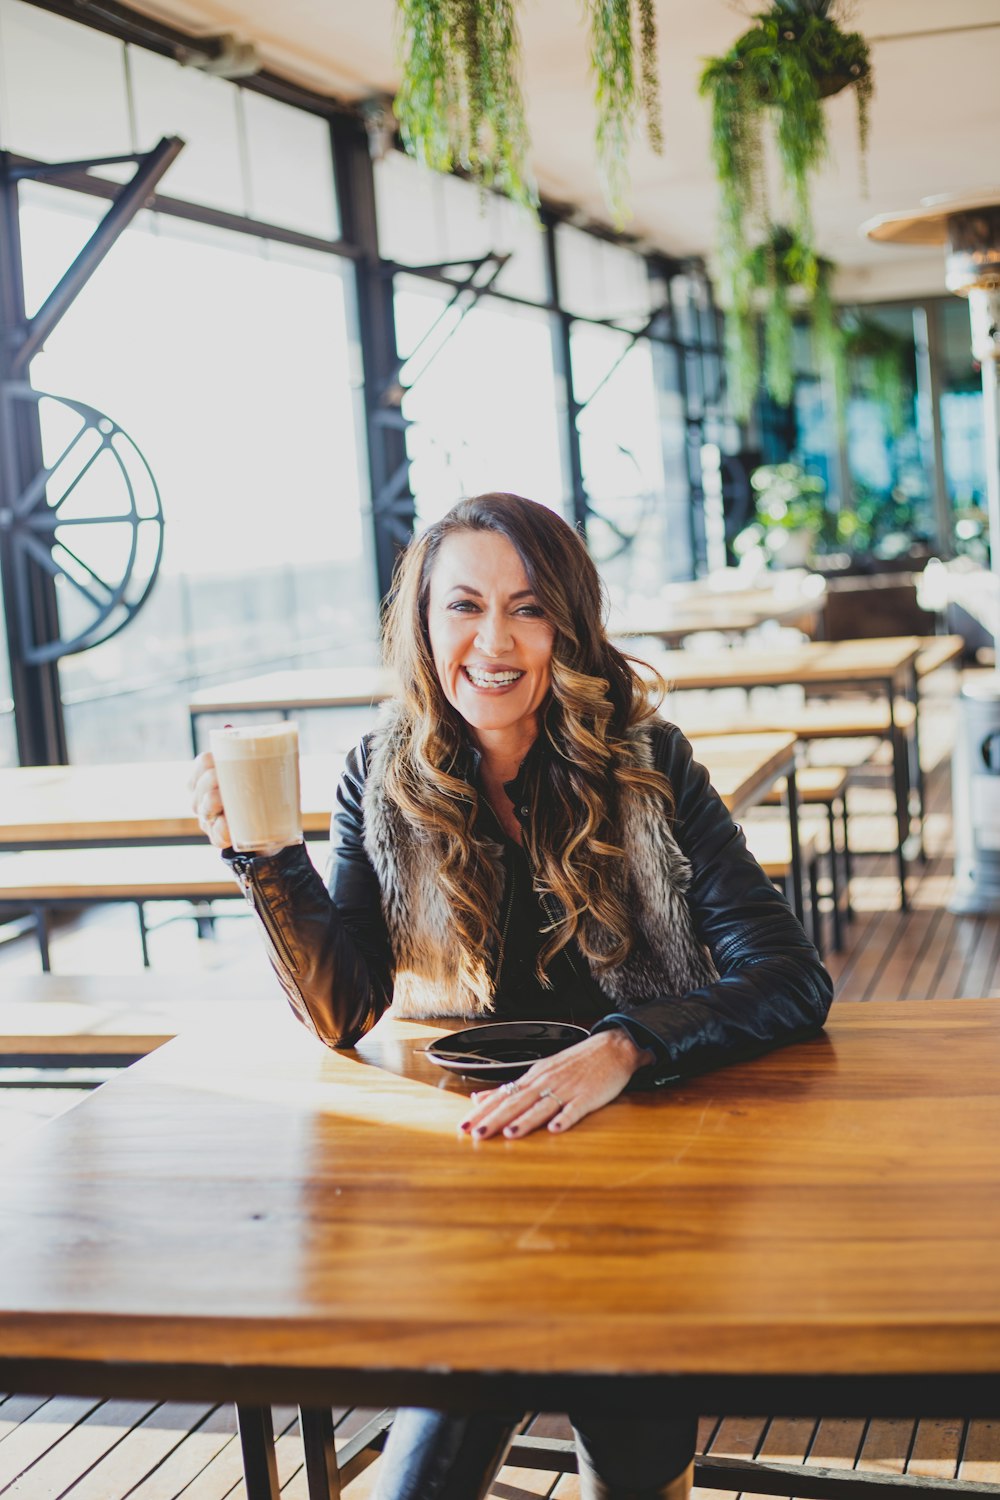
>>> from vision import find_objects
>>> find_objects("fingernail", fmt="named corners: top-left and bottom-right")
top-left (459, 1120), bottom-right (471, 1132)
top-left (504, 1125), bottom-right (519, 1137)
top-left (473, 1125), bottom-right (487, 1137)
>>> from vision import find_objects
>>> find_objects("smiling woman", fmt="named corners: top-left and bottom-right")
top-left (189, 490), bottom-right (832, 1500)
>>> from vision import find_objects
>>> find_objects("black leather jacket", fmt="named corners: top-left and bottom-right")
top-left (227, 721), bottom-right (832, 1085)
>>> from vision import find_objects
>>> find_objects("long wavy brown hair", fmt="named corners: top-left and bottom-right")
top-left (380, 492), bottom-right (672, 1003)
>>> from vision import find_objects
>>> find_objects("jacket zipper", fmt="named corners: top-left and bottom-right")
top-left (494, 867), bottom-right (515, 987)
top-left (232, 856), bottom-right (298, 974)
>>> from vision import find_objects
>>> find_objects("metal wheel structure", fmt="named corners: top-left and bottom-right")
top-left (0, 383), bottom-right (164, 664)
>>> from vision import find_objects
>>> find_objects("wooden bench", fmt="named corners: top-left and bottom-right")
top-left (742, 821), bottom-right (824, 954)
top-left (762, 765), bottom-right (853, 948)
top-left (676, 700), bottom-right (917, 905)
top-left (0, 970), bottom-right (282, 1082)
top-left (0, 844), bottom-right (242, 970)
top-left (916, 634), bottom-right (965, 679)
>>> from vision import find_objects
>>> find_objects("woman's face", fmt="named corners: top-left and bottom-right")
top-left (426, 529), bottom-right (555, 752)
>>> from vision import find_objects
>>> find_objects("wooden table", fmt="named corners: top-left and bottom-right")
top-left (612, 577), bottom-right (826, 644)
top-left (188, 666), bottom-right (398, 751)
top-left (0, 735), bottom-right (794, 847)
top-left (0, 754), bottom-right (346, 849)
top-left (0, 998), bottom-right (996, 1499)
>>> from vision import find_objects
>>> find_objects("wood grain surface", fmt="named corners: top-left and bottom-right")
top-left (0, 1000), bottom-right (996, 1412)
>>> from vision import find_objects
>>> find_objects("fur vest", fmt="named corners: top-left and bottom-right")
top-left (362, 705), bottom-right (718, 1019)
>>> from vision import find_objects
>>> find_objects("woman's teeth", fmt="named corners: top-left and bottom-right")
top-left (463, 666), bottom-right (525, 688)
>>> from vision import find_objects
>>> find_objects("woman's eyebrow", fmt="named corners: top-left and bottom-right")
top-left (447, 584), bottom-right (537, 601)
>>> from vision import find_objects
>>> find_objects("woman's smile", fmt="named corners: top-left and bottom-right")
top-left (461, 664), bottom-right (526, 690)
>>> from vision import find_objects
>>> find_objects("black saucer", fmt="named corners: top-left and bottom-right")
top-left (423, 1020), bottom-right (589, 1082)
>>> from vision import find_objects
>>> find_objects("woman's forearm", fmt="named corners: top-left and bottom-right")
top-left (227, 842), bottom-right (393, 1049)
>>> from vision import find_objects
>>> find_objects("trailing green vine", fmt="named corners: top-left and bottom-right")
top-left (727, 225), bottom-right (844, 418)
top-left (700, 1), bottom-right (872, 417)
top-left (395, 0), bottom-right (537, 209)
top-left (842, 313), bottom-right (914, 436)
top-left (395, 0), bottom-right (664, 225)
top-left (587, 0), bottom-right (665, 224)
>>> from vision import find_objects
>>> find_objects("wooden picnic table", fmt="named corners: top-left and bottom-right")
top-left (611, 574), bottom-right (826, 643)
top-left (0, 734), bottom-right (795, 849)
top-left (188, 666), bottom-right (398, 751)
top-left (0, 733), bottom-right (804, 962)
top-left (0, 997), bottom-right (995, 1500)
top-left (0, 754), bottom-right (346, 849)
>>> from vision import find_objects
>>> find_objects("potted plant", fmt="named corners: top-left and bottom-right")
top-left (733, 461), bottom-right (829, 568)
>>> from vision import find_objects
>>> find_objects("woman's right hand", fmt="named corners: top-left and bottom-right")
top-left (189, 751), bottom-right (232, 850)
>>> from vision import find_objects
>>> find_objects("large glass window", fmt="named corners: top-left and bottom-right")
top-left (570, 323), bottom-right (670, 602)
top-left (19, 183), bottom-right (374, 763)
top-left (395, 277), bottom-right (566, 526)
top-left (937, 297), bottom-right (986, 560)
top-left (378, 160), bottom-right (565, 527)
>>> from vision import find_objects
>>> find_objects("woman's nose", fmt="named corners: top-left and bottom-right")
top-left (474, 611), bottom-right (513, 656)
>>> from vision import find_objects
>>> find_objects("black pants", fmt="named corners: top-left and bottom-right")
top-left (374, 1406), bottom-right (698, 1500)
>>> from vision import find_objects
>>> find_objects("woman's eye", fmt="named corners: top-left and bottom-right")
top-left (448, 599), bottom-right (479, 612)
top-left (517, 605), bottom-right (544, 618)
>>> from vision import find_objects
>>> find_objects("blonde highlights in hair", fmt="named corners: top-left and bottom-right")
top-left (380, 493), bottom-right (672, 998)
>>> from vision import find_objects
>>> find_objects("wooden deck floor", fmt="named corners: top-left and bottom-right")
top-left (1, 1398), bottom-right (998, 1499)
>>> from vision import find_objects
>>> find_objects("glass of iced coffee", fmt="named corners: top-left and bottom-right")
top-left (209, 722), bottom-right (302, 852)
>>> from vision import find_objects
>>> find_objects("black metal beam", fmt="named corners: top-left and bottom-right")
top-left (0, 153), bottom-right (66, 764)
top-left (11, 135), bottom-right (184, 376)
top-left (333, 118), bottom-right (414, 600)
top-left (543, 211), bottom-right (588, 536)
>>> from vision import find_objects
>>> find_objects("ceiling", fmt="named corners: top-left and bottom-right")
top-left (122, 0), bottom-right (1000, 300)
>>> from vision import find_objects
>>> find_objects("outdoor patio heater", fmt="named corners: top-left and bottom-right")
top-left (865, 192), bottom-right (1000, 912)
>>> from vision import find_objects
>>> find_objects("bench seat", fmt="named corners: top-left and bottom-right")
top-left (0, 844), bottom-right (241, 970)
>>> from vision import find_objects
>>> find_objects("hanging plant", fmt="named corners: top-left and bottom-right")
top-left (588, 0), bottom-right (665, 226)
top-left (842, 314), bottom-right (914, 436)
top-left (726, 224), bottom-right (844, 418)
top-left (700, 0), bottom-right (872, 394)
top-left (394, 0), bottom-right (665, 224)
top-left (395, 0), bottom-right (537, 209)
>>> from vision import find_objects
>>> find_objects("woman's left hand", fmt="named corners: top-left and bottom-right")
top-left (458, 1027), bottom-right (654, 1140)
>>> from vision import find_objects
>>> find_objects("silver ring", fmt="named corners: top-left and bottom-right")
top-left (539, 1088), bottom-right (566, 1110)
top-left (501, 1080), bottom-right (522, 1096)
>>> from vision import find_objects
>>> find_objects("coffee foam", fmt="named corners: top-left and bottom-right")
top-left (211, 723), bottom-right (299, 760)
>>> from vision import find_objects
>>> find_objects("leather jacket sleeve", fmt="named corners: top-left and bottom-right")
top-left (591, 723), bottom-right (833, 1080)
top-left (226, 738), bottom-right (394, 1049)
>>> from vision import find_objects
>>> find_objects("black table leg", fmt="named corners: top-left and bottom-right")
top-left (300, 1407), bottom-right (342, 1499)
top-left (888, 692), bottom-right (910, 912)
top-left (237, 1404), bottom-right (280, 1500)
top-left (783, 759), bottom-right (805, 926)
